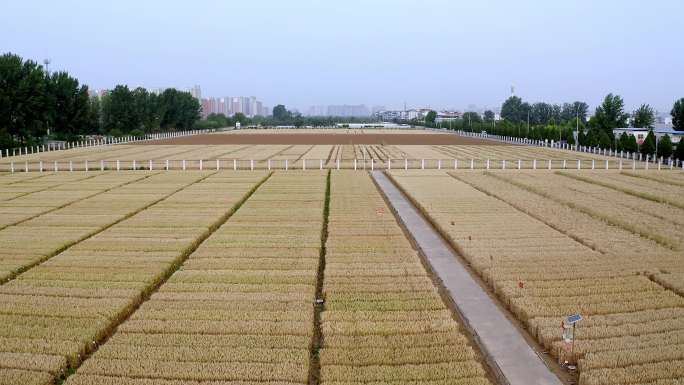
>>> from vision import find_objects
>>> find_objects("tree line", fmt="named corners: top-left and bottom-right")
top-left (417, 94), bottom-right (684, 161)
top-left (0, 52), bottom-right (201, 150)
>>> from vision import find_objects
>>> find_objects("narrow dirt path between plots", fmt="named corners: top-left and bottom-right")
top-left (371, 170), bottom-right (564, 385)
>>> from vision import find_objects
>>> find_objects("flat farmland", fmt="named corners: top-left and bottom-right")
top-left (388, 169), bottom-right (684, 385)
top-left (0, 135), bottom-right (682, 385)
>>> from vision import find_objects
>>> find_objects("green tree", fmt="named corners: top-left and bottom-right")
top-left (640, 130), bottom-right (656, 156)
top-left (598, 130), bottom-right (612, 149)
top-left (501, 96), bottom-right (525, 123)
top-left (561, 102), bottom-right (589, 123)
top-left (483, 110), bottom-right (495, 122)
top-left (657, 134), bottom-right (673, 159)
top-left (87, 96), bottom-right (102, 133)
top-left (45, 71), bottom-right (91, 140)
top-left (101, 85), bottom-right (136, 134)
top-left (159, 88), bottom-right (200, 130)
top-left (674, 139), bottom-right (684, 161)
top-left (0, 53), bottom-right (48, 147)
top-left (671, 98), bottom-right (684, 131)
top-left (425, 110), bottom-right (437, 125)
top-left (631, 104), bottom-right (655, 128)
top-left (233, 112), bottom-right (247, 125)
top-left (592, 93), bottom-right (628, 140)
top-left (272, 105), bottom-right (291, 121)
top-left (618, 132), bottom-right (638, 153)
top-left (578, 129), bottom-right (586, 146)
top-left (626, 134), bottom-right (638, 153)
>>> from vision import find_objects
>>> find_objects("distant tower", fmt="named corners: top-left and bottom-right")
top-left (510, 85), bottom-right (515, 97)
top-left (43, 59), bottom-right (51, 74)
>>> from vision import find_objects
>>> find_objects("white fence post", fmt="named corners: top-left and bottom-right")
top-left (10, 161), bottom-right (14, 173)
top-left (486, 159), bottom-right (490, 169)
top-left (591, 159), bottom-right (595, 169)
top-left (54, 161), bottom-right (58, 172)
top-left (85, 160), bottom-right (89, 172)
top-left (336, 159), bottom-right (340, 170)
top-left (421, 159), bottom-right (425, 169)
top-left (371, 158), bottom-right (374, 171)
top-left (320, 159), bottom-right (323, 170)
top-left (132, 160), bottom-right (136, 170)
top-left (518, 159), bottom-right (521, 170)
top-left (404, 158), bottom-right (408, 170)
top-left (470, 159), bottom-right (474, 169)
top-left (250, 159), bottom-right (254, 171)
top-left (353, 159), bottom-right (357, 170)
top-left (216, 159), bottom-right (220, 171)
top-left (149, 160), bottom-right (153, 171)
top-left (165, 159), bottom-right (169, 171)
top-left (199, 159), bottom-right (203, 171)
top-left (69, 161), bottom-right (73, 172)
top-left (234, 159), bottom-right (237, 171)
top-left (285, 159), bottom-right (288, 171)
top-left (533, 159), bottom-right (537, 169)
top-left (182, 160), bottom-right (186, 170)
top-left (303, 159), bottom-right (306, 170)
top-left (548, 160), bottom-right (552, 170)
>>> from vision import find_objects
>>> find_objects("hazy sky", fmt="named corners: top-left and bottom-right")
top-left (3, 0), bottom-right (683, 113)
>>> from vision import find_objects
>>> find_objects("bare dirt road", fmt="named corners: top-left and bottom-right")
top-left (137, 132), bottom-right (507, 145)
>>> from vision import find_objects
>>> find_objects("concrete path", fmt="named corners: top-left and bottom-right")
top-left (371, 171), bottom-right (563, 385)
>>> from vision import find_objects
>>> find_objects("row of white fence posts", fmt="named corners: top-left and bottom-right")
top-left (448, 128), bottom-right (681, 166)
top-left (8, 157), bottom-right (684, 172)
top-left (0, 129), bottom-right (211, 159)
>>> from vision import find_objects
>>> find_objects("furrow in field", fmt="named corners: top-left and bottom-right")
top-left (388, 170), bottom-right (684, 385)
top-left (0, 172), bottom-right (268, 385)
top-left (319, 171), bottom-right (494, 384)
top-left (64, 171), bottom-right (326, 385)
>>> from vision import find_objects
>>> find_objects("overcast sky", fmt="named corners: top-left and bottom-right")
top-left (3, 0), bottom-right (683, 113)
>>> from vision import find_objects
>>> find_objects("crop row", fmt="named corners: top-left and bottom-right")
top-left (319, 171), bottom-right (492, 384)
top-left (492, 171), bottom-right (684, 250)
top-left (0, 172), bottom-right (267, 384)
top-left (388, 170), bottom-right (684, 385)
top-left (64, 171), bottom-right (326, 385)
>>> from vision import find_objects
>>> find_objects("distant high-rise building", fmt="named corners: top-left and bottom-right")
top-left (249, 96), bottom-right (258, 117)
top-left (196, 89), bottom-right (266, 118)
top-left (231, 97), bottom-right (242, 115)
top-left (189, 85), bottom-right (202, 100)
top-left (326, 104), bottom-right (370, 117)
top-left (306, 105), bottom-right (327, 116)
